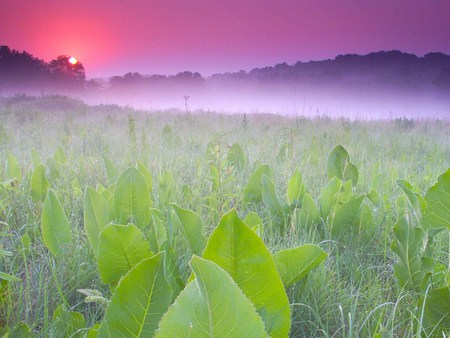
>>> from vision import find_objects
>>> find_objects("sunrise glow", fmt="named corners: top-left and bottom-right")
top-left (68, 56), bottom-right (78, 65)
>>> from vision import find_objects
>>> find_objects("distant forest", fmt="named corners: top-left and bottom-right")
top-left (1, 45), bottom-right (450, 94)
top-left (0, 45), bottom-right (87, 92)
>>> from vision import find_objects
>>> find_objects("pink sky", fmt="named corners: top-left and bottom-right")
top-left (1, 0), bottom-right (449, 78)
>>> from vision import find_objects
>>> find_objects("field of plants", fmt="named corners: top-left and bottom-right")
top-left (0, 95), bottom-right (449, 337)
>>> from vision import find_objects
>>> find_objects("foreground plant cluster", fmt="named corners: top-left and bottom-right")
top-left (0, 96), bottom-right (449, 337)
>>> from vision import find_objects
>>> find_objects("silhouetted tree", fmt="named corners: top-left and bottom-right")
top-left (0, 45), bottom-right (49, 87)
top-left (48, 55), bottom-right (86, 83)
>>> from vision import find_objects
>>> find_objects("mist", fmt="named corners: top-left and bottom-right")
top-left (2, 49), bottom-right (449, 120)
top-left (78, 78), bottom-right (449, 120)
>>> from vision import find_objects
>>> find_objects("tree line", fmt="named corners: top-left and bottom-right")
top-left (0, 45), bottom-right (86, 91)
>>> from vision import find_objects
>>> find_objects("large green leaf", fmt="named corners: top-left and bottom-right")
top-left (209, 164), bottom-right (220, 191)
top-left (46, 157), bottom-right (60, 180)
top-left (41, 189), bottom-right (73, 257)
top-left (397, 179), bottom-right (426, 220)
top-left (137, 161), bottom-right (153, 194)
top-left (327, 145), bottom-right (358, 186)
top-left (30, 164), bottom-right (49, 202)
top-left (160, 241), bottom-right (184, 301)
top-left (84, 187), bottom-right (109, 256)
top-left (97, 224), bottom-right (153, 285)
top-left (243, 164), bottom-right (272, 206)
top-left (155, 256), bottom-right (269, 337)
top-left (54, 146), bottom-right (67, 165)
top-left (243, 211), bottom-right (263, 228)
top-left (422, 286), bottom-right (450, 332)
top-left (52, 304), bottom-right (86, 338)
top-left (148, 208), bottom-right (168, 252)
top-left (297, 193), bottom-right (320, 229)
top-left (114, 167), bottom-right (151, 227)
top-left (273, 244), bottom-right (327, 288)
top-left (102, 156), bottom-right (119, 185)
top-left (318, 177), bottom-right (342, 219)
top-left (30, 148), bottom-right (41, 168)
top-left (262, 175), bottom-right (288, 232)
top-left (329, 196), bottom-right (364, 239)
top-left (157, 170), bottom-right (174, 207)
top-left (5, 153), bottom-right (21, 184)
top-left (98, 253), bottom-right (172, 337)
top-left (391, 217), bottom-right (434, 293)
top-left (227, 143), bottom-right (246, 170)
top-left (287, 169), bottom-right (306, 209)
top-left (423, 168), bottom-right (450, 230)
top-left (244, 212), bottom-right (264, 237)
top-left (170, 204), bottom-right (207, 256)
top-left (202, 210), bottom-right (290, 337)
top-left (355, 203), bottom-right (376, 240)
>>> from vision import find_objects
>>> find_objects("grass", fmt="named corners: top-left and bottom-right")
top-left (0, 95), bottom-right (449, 336)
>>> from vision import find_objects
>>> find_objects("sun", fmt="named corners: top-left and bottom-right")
top-left (68, 56), bottom-right (78, 65)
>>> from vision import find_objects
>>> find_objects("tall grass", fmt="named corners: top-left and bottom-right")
top-left (0, 95), bottom-right (449, 336)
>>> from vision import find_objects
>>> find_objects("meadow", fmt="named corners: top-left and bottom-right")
top-left (0, 95), bottom-right (449, 337)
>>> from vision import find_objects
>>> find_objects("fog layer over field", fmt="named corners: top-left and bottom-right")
top-left (82, 79), bottom-right (449, 120)
top-left (2, 49), bottom-right (449, 119)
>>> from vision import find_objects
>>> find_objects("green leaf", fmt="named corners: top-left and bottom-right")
top-left (46, 158), bottom-right (60, 180)
top-left (327, 145), bottom-right (358, 186)
top-left (30, 148), bottom-right (41, 168)
top-left (262, 175), bottom-right (287, 232)
top-left (297, 193), bottom-right (320, 229)
top-left (114, 167), bottom-right (151, 227)
top-left (318, 177), bottom-right (342, 219)
top-left (329, 196), bottom-right (364, 239)
top-left (87, 324), bottom-right (100, 338)
top-left (9, 322), bottom-right (31, 338)
top-left (243, 211), bottom-right (263, 228)
top-left (170, 204), bottom-right (207, 256)
top-left (101, 185), bottom-right (116, 220)
top-left (54, 146), bottom-right (67, 165)
top-left (355, 203), bottom-right (376, 240)
top-left (30, 164), bottom-right (50, 202)
top-left (157, 170), bottom-right (174, 207)
top-left (5, 154), bottom-right (21, 184)
top-left (202, 210), bottom-right (290, 337)
top-left (244, 212), bottom-right (264, 237)
top-left (227, 143), bottom-right (246, 170)
top-left (84, 187), bottom-right (109, 256)
top-left (243, 164), bottom-right (272, 206)
top-left (98, 253), bottom-right (172, 338)
top-left (52, 304), bottom-right (86, 338)
top-left (422, 286), bottom-right (450, 332)
top-left (209, 164), bottom-right (220, 191)
top-left (391, 217), bottom-right (434, 293)
top-left (102, 156), bottom-right (119, 185)
top-left (97, 224), bottom-right (153, 285)
top-left (423, 168), bottom-right (450, 230)
top-left (148, 209), bottom-right (167, 252)
top-left (41, 189), bottom-right (73, 257)
top-left (397, 179), bottom-right (425, 220)
top-left (156, 256), bottom-right (269, 337)
top-left (287, 169), bottom-right (306, 209)
top-left (0, 271), bottom-right (21, 282)
top-left (161, 240), bottom-right (184, 301)
top-left (277, 142), bottom-right (293, 162)
top-left (367, 190), bottom-right (381, 208)
top-left (137, 161), bottom-right (153, 194)
top-left (273, 244), bottom-right (327, 288)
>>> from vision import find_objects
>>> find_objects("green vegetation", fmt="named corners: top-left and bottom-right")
top-left (0, 95), bottom-right (449, 337)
